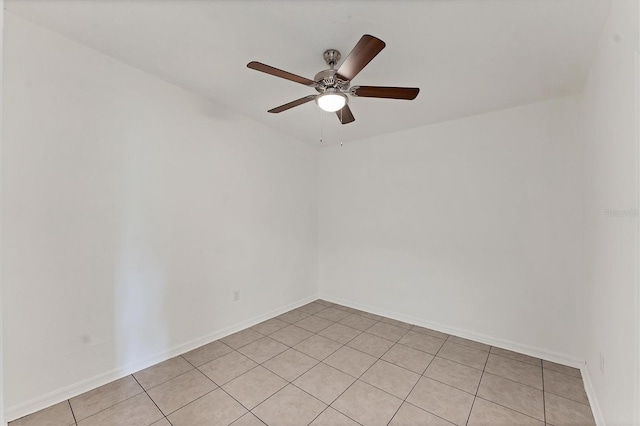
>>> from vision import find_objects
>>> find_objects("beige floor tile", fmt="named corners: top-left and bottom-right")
top-left (293, 363), bottom-right (356, 404)
top-left (411, 326), bottom-right (450, 340)
top-left (78, 392), bottom-right (163, 426)
top-left (182, 340), bottom-right (233, 367)
top-left (294, 315), bottom-right (334, 333)
top-left (199, 351), bottom-right (258, 385)
top-left (468, 398), bottom-right (544, 426)
top-left (221, 329), bottom-right (264, 349)
top-left (324, 346), bottom-right (378, 378)
top-left (332, 304), bottom-right (357, 314)
top-left (360, 360), bottom-right (420, 399)
top-left (389, 402), bottom-right (455, 425)
top-left (437, 342), bottom-right (488, 370)
top-left (406, 377), bottom-right (474, 426)
top-left (331, 380), bottom-right (403, 426)
top-left (147, 369), bottom-right (217, 415)
top-left (231, 412), bottom-right (266, 425)
top-left (15, 306), bottom-right (600, 426)
top-left (424, 357), bottom-right (482, 394)
top-left (298, 302), bottom-right (330, 315)
top-left (315, 307), bottom-right (352, 322)
top-left (477, 372), bottom-right (544, 420)
top-left (318, 323), bottom-right (362, 345)
top-left (263, 348), bottom-right (319, 382)
top-left (253, 384), bottom-right (327, 426)
top-left (277, 310), bottom-right (311, 324)
top-left (490, 347), bottom-right (541, 367)
top-left (167, 388), bottom-right (247, 426)
top-left (354, 310), bottom-right (384, 321)
top-left (382, 343), bottom-right (434, 374)
top-left (251, 318), bottom-right (290, 335)
top-left (237, 337), bottom-right (288, 364)
top-left (339, 313), bottom-right (378, 331)
top-left (133, 356), bottom-right (193, 390)
top-left (294, 334), bottom-right (342, 360)
top-left (347, 332), bottom-right (394, 357)
top-left (309, 407), bottom-right (360, 426)
top-left (399, 331), bottom-right (446, 354)
top-left (380, 317), bottom-right (413, 330)
top-left (484, 354), bottom-right (542, 389)
top-left (9, 401), bottom-right (75, 426)
top-left (70, 375), bottom-right (142, 421)
top-left (367, 322), bottom-right (408, 342)
top-left (447, 336), bottom-right (490, 352)
top-left (222, 366), bottom-right (287, 409)
top-left (544, 393), bottom-right (595, 426)
top-left (542, 360), bottom-right (582, 378)
top-left (270, 325), bottom-right (314, 346)
top-left (543, 369), bottom-right (589, 404)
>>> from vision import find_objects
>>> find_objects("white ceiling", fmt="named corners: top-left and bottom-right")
top-left (6, 0), bottom-right (611, 143)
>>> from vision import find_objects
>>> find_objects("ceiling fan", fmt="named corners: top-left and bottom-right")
top-left (247, 34), bottom-right (420, 125)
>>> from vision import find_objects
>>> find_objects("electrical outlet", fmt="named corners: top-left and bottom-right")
top-left (232, 289), bottom-right (241, 302)
top-left (600, 353), bottom-right (605, 374)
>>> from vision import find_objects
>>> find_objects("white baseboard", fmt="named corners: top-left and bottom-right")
top-left (319, 293), bottom-right (585, 368)
top-left (5, 294), bottom-right (318, 423)
top-left (318, 294), bottom-right (607, 423)
top-left (581, 366), bottom-right (605, 425)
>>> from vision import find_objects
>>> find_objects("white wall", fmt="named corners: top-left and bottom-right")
top-left (581, 1), bottom-right (640, 424)
top-left (0, 2), bottom-right (5, 425)
top-left (3, 2), bottom-right (639, 424)
top-left (318, 96), bottom-right (585, 362)
top-left (2, 14), bottom-right (318, 420)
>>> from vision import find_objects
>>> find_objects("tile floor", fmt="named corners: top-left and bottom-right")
top-left (10, 300), bottom-right (595, 426)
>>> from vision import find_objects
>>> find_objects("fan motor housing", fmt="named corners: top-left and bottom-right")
top-left (314, 69), bottom-right (349, 93)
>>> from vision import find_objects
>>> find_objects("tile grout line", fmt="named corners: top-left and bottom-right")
top-left (196, 305), bottom-right (576, 424)
top-left (250, 314), bottom-right (411, 424)
top-left (210, 308), bottom-right (369, 424)
top-left (464, 343), bottom-right (492, 425)
top-left (314, 323), bottom-right (412, 425)
top-left (476, 347), bottom-right (550, 423)
top-left (472, 395), bottom-right (546, 424)
top-left (282, 308), bottom-right (546, 425)
top-left (480, 369), bottom-right (543, 391)
top-left (59, 377), bottom-right (153, 425)
top-left (300, 306), bottom-right (370, 426)
top-left (413, 338), bottom-right (549, 424)
top-left (130, 373), bottom-right (166, 423)
top-left (304, 317), bottom-right (384, 423)
top-left (154, 353), bottom-right (261, 424)
top-left (476, 347), bottom-right (551, 423)
top-left (141, 356), bottom-right (226, 419)
top-left (250, 308), bottom-right (371, 425)
top-left (66, 400), bottom-right (78, 426)
top-left (542, 363), bottom-right (548, 424)
top-left (15, 301), bottom-right (590, 426)
top-left (385, 346), bottom-right (438, 426)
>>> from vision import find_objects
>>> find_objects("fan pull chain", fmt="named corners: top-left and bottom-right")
top-left (340, 108), bottom-right (343, 147)
top-left (320, 109), bottom-right (324, 143)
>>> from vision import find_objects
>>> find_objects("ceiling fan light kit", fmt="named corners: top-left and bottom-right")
top-left (316, 89), bottom-right (347, 112)
top-left (247, 34), bottom-right (420, 126)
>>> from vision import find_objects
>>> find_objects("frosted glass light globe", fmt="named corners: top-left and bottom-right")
top-left (317, 93), bottom-right (347, 112)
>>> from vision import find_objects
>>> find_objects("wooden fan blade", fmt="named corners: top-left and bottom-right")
top-left (268, 95), bottom-right (317, 113)
top-left (247, 61), bottom-right (317, 86)
top-left (352, 86), bottom-right (420, 100)
top-left (336, 35), bottom-right (386, 82)
top-left (336, 105), bottom-right (355, 124)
